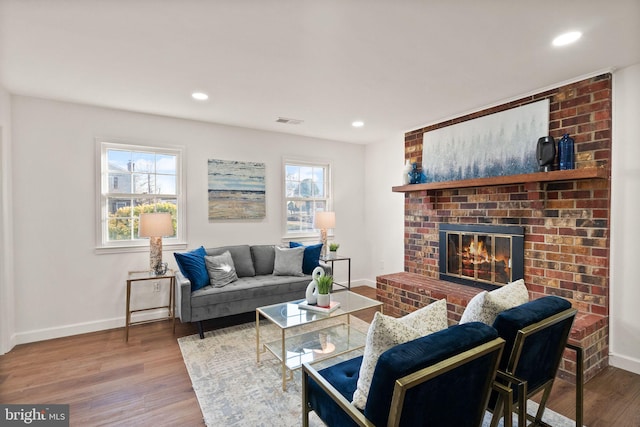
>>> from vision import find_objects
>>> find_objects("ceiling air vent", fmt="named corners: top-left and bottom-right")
top-left (276, 117), bottom-right (304, 125)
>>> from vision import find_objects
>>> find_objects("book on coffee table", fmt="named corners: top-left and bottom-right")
top-left (298, 300), bottom-right (341, 313)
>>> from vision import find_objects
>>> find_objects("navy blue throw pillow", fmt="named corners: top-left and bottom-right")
top-left (174, 246), bottom-right (209, 291)
top-left (289, 242), bottom-right (323, 274)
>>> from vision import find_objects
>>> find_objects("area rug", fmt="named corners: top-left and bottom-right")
top-left (178, 319), bottom-right (578, 427)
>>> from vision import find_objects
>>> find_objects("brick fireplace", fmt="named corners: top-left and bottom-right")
top-left (377, 73), bottom-right (611, 383)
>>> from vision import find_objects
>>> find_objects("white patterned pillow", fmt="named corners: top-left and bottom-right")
top-left (400, 298), bottom-right (449, 335)
top-left (351, 299), bottom-right (449, 410)
top-left (459, 279), bottom-right (529, 325)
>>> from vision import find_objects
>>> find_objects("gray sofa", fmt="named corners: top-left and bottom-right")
top-left (176, 244), bottom-right (328, 338)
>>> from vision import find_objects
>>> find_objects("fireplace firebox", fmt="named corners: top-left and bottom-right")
top-left (439, 224), bottom-right (524, 290)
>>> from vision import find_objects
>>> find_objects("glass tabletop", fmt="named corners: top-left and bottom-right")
top-left (257, 291), bottom-right (381, 330)
top-left (127, 269), bottom-right (175, 280)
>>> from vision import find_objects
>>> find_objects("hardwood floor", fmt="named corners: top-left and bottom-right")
top-left (1, 286), bottom-right (638, 426)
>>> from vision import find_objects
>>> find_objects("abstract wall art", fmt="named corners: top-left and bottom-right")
top-left (422, 99), bottom-right (549, 182)
top-left (208, 159), bottom-right (266, 220)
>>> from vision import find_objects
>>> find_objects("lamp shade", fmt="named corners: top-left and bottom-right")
top-left (139, 213), bottom-right (174, 238)
top-left (314, 211), bottom-right (335, 229)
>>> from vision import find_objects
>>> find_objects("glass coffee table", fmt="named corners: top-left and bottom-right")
top-left (256, 290), bottom-right (382, 390)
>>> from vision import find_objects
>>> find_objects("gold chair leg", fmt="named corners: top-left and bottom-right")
top-left (517, 380), bottom-right (527, 427)
top-left (302, 368), bottom-right (310, 427)
top-left (566, 343), bottom-right (584, 427)
top-left (489, 399), bottom-right (503, 427)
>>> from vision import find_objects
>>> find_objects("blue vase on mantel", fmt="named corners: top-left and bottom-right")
top-left (409, 163), bottom-right (427, 184)
top-left (410, 163), bottom-right (420, 184)
top-left (558, 133), bottom-right (575, 170)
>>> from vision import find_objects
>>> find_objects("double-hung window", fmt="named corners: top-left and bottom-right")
top-left (284, 160), bottom-right (331, 238)
top-left (97, 140), bottom-right (185, 251)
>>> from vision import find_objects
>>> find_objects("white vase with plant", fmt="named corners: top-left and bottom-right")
top-left (328, 242), bottom-right (340, 259)
top-left (315, 275), bottom-right (333, 307)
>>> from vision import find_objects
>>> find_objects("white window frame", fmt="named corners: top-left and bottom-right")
top-left (96, 139), bottom-right (187, 253)
top-left (282, 157), bottom-right (333, 240)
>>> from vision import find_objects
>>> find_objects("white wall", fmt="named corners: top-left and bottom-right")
top-left (0, 86), bottom-right (16, 354)
top-left (610, 63), bottom-right (640, 375)
top-left (9, 95), bottom-right (367, 345)
top-left (363, 135), bottom-right (406, 282)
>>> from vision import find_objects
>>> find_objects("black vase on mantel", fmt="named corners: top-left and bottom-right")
top-left (536, 136), bottom-right (556, 172)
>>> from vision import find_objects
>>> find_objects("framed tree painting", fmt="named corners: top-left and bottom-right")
top-left (208, 159), bottom-right (266, 220)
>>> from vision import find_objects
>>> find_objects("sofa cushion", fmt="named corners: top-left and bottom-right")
top-left (204, 251), bottom-right (238, 288)
top-left (206, 245), bottom-right (255, 277)
top-left (459, 279), bottom-right (529, 325)
top-left (289, 241), bottom-right (323, 274)
top-left (190, 274), bottom-right (311, 306)
top-left (250, 245), bottom-right (275, 275)
top-left (273, 246), bottom-right (305, 276)
top-left (352, 300), bottom-right (449, 409)
top-left (174, 246), bottom-right (209, 291)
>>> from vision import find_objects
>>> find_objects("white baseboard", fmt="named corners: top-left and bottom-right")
top-left (10, 282), bottom-right (378, 348)
top-left (13, 309), bottom-right (172, 346)
top-left (350, 278), bottom-right (376, 288)
top-left (0, 333), bottom-right (17, 355)
top-left (609, 352), bottom-right (640, 376)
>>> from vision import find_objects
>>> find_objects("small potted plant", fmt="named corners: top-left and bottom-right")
top-left (328, 242), bottom-right (340, 259)
top-left (315, 275), bottom-right (333, 307)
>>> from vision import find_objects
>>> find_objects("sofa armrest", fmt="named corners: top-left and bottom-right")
top-left (175, 270), bottom-right (192, 322)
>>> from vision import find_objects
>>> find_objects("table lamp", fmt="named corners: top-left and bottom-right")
top-left (139, 212), bottom-right (174, 274)
top-left (314, 211), bottom-right (335, 257)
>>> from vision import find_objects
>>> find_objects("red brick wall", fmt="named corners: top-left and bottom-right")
top-left (400, 74), bottom-right (612, 380)
top-left (403, 74), bottom-right (611, 313)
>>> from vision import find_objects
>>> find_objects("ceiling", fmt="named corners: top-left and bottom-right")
top-left (1, 0), bottom-right (639, 145)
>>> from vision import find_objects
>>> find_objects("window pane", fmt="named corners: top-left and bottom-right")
top-left (108, 173), bottom-right (131, 193)
top-left (299, 179), bottom-right (319, 197)
top-left (156, 154), bottom-right (176, 174)
top-left (108, 217), bottom-right (132, 240)
top-left (286, 165), bottom-right (299, 180)
top-left (313, 168), bottom-right (325, 197)
top-left (133, 173), bottom-right (156, 194)
top-left (107, 149), bottom-right (132, 172)
top-left (108, 197), bottom-right (132, 216)
top-left (286, 201), bottom-right (314, 233)
top-left (286, 181), bottom-right (299, 197)
top-left (131, 152), bottom-right (155, 173)
top-left (156, 174), bottom-right (176, 195)
top-left (299, 166), bottom-right (313, 182)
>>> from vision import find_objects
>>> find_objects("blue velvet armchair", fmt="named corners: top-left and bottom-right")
top-left (488, 295), bottom-right (579, 427)
top-left (302, 322), bottom-right (506, 427)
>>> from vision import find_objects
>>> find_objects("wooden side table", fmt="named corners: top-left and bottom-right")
top-left (125, 269), bottom-right (176, 342)
top-left (320, 255), bottom-right (351, 290)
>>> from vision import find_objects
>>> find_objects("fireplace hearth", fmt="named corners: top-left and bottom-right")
top-left (439, 224), bottom-right (524, 290)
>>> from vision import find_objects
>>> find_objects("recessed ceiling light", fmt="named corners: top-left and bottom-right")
top-left (552, 31), bottom-right (582, 47)
top-left (352, 121), bottom-right (364, 128)
top-left (191, 92), bottom-right (209, 101)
